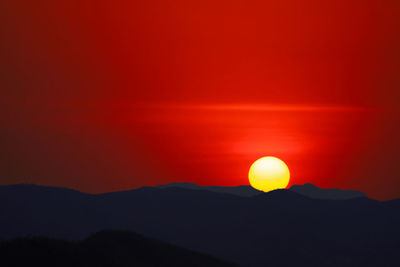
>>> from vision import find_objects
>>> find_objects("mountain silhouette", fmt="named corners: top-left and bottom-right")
top-left (157, 182), bottom-right (368, 199)
top-left (0, 183), bottom-right (399, 267)
top-left (157, 182), bottom-right (262, 196)
top-left (289, 183), bottom-right (367, 199)
top-left (0, 230), bottom-right (238, 267)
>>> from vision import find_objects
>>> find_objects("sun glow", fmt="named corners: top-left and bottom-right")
top-left (248, 156), bottom-right (290, 192)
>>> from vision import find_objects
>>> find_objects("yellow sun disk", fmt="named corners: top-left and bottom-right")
top-left (248, 157), bottom-right (290, 192)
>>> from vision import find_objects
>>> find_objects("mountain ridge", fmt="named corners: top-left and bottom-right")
top-left (157, 182), bottom-right (369, 200)
top-left (0, 183), bottom-right (399, 267)
top-left (290, 183), bottom-right (367, 199)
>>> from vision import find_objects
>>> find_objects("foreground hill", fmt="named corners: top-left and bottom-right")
top-left (0, 230), bottom-right (238, 267)
top-left (0, 184), bottom-right (399, 267)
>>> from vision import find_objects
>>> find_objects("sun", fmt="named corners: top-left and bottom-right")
top-left (248, 156), bottom-right (290, 192)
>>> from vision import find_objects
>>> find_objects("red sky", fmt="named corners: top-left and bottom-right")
top-left (1, 0), bottom-right (400, 199)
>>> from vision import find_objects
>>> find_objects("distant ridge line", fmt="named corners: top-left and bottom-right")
top-left (0, 182), bottom-right (371, 200)
top-left (156, 182), bottom-right (368, 200)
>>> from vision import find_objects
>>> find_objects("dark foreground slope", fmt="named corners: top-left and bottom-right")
top-left (0, 184), bottom-right (399, 267)
top-left (0, 230), bottom-right (238, 267)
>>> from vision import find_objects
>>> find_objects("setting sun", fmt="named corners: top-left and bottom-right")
top-left (249, 157), bottom-right (290, 192)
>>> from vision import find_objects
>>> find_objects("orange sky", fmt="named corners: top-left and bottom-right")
top-left (1, 0), bottom-right (400, 199)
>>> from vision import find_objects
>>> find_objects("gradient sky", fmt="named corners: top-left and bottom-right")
top-left (1, 0), bottom-right (400, 199)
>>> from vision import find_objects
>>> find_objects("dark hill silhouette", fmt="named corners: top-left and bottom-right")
top-left (157, 182), bottom-right (262, 196)
top-left (0, 230), bottom-right (238, 267)
top-left (0, 184), bottom-right (399, 267)
top-left (157, 182), bottom-right (368, 199)
top-left (289, 183), bottom-right (367, 199)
